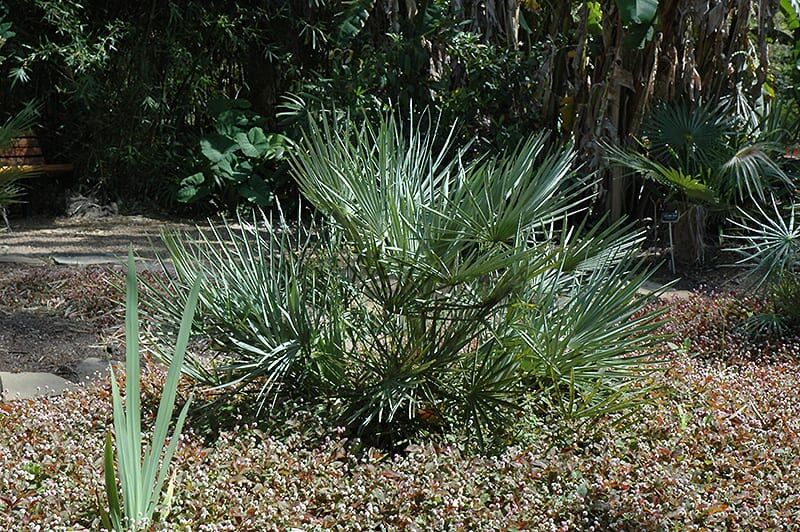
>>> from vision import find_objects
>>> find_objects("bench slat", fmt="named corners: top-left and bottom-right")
top-left (0, 163), bottom-right (73, 173)
top-left (0, 135), bottom-right (72, 174)
top-left (0, 156), bottom-right (46, 164)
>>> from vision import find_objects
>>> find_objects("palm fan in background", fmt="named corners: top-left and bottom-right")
top-left (641, 101), bottom-right (732, 176)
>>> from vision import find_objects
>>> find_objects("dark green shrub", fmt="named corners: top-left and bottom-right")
top-left (770, 271), bottom-right (800, 327)
top-left (1, 1), bottom-right (280, 205)
top-left (177, 98), bottom-right (288, 211)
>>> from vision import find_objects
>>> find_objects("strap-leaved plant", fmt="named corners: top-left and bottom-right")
top-left (102, 250), bottom-right (201, 530)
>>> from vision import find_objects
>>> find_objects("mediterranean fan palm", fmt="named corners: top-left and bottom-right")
top-left (143, 110), bottom-right (667, 446)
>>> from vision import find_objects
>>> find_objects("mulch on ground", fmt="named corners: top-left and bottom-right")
top-left (0, 262), bottom-right (122, 381)
top-left (0, 310), bottom-right (105, 380)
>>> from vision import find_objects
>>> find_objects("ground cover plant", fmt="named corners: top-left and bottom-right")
top-left (2, 288), bottom-right (800, 529)
top-left (142, 111), bottom-right (667, 447)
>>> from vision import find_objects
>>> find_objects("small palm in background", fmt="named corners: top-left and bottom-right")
top-left (726, 199), bottom-right (800, 336)
top-left (0, 104), bottom-right (39, 229)
top-left (606, 99), bottom-right (797, 263)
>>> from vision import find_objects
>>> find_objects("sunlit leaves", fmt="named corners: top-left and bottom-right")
top-left (150, 109), bottom-right (665, 446)
top-left (726, 199), bottom-right (800, 288)
top-left (103, 251), bottom-right (200, 531)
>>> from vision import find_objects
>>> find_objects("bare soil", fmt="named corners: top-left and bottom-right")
top-left (0, 214), bottom-right (194, 378)
top-left (0, 214), bottom-right (197, 260)
top-left (0, 309), bottom-right (107, 380)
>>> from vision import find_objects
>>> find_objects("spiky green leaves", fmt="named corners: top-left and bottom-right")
top-left (727, 199), bottom-right (800, 289)
top-left (103, 250), bottom-right (200, 531)
top-left (608, 100), bottom-right (795, 207)
top-left (146, 110), bottom-right (667, 447)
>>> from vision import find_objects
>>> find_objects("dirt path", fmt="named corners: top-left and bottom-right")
top-left (0, 214), bottom-right (200, 379)
top-left (0, 214), bottom-right (197, 261)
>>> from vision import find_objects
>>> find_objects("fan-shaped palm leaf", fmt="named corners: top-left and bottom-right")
top-left (605, 143), bottom-right (719, 204)
top-left (721, 142), bottom-right (792, 201)
top-left (642, 101), bottom-right (732, 174)
top-left (726, 198), bottom-right (800, 288)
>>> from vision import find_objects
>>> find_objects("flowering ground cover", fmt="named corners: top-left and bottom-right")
top-left (1, 269), bottom-right (800, 530)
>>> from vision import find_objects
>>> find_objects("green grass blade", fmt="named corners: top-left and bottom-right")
top-left (149, 395), bottom-right (193, 519)
top-left (123, 249), bottom-right (143, 520)
top-left (103, 431), bottom-right (122, 531)
top-left (141, 273), bottom-right (202, 521)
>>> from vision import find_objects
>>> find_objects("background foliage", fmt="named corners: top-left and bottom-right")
top-left (2, 0), bottom-right (796, 215)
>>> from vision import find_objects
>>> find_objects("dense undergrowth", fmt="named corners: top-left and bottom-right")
top-left (3, 1), bottom-right (796, 213)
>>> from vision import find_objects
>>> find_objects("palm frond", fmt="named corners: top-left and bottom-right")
top-left (740, 312), bottom-right (789, 339)
top-left (513, 257), bottom-right (667, 420)
top-left (143, 209), bottom-right (343, 412)
top-left (720, 141), bottom-right (792, 201)
top-left (0, 103), bottom-right (39, 147)
top-left (725, 198), bottom-right (800, 288)
top-left (642, 101), bottom-right (732, 174)
top-left (605, 143), bottom-right (719, 204)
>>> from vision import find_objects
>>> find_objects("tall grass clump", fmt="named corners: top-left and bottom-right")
top-left (143, 111), bottom-right (667, 447)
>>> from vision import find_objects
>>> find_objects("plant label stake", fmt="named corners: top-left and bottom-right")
top-left (661, 210), bottom-right (679, 274)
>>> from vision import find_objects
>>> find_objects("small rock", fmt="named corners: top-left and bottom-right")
top-left (0, 371), bottom-right (75, 401)
top-left (659, 289), bottom-right (693, 301)
top-left (73, 357), bottom-right (116, 383)
top-left (51, 254), bottom-right (122, 266)
top-left (637, 281), bottom-right (692, 301)
top-left (0, 254), bottom-right (47, 265)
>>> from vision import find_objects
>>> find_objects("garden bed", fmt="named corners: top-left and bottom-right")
top-left (1, 266), bottom-right (799, 530)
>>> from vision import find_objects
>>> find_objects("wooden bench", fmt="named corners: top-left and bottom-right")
top-left (0, 133), bottom-right (73, 173)
top-left (0, 133), bottom-right (73, 230)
